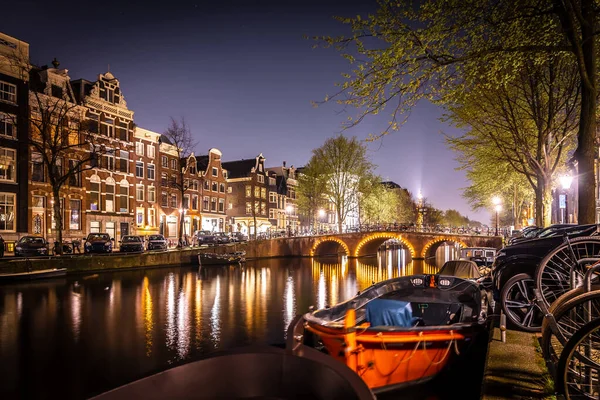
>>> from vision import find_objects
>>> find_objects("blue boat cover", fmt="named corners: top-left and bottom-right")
top-left (365, 298), bottom-right (414, 327)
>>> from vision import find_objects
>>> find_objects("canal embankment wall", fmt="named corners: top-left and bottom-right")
top-left (0, 239), bottom-right (315, 274)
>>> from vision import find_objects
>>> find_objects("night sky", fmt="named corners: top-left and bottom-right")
top-left (4, 0), bottom-right (491, 224)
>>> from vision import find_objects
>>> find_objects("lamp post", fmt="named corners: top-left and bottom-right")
top-left (559, 174), bottom-right (573, 224)
top-left (318, 208), bottom-right (325, 235)
top-left (286, 205), bottom-right (293, 237)
top-left (492, 197), bottom-right (502, 236)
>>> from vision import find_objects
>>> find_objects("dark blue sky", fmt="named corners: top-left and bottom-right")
top-left (5, 0), bottom-right (491, 224)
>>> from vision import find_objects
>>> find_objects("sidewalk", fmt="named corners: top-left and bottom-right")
top-left (481, 327), bottom-right (555, 399)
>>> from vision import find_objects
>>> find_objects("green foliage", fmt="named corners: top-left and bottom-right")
top-left (360, 179), bottom-right (400, 224)
top-left (314, 0), bottom-right (600, 223)
top-left (396, 188), bottom-right (417, 223)
top-left (296, 161), bottom-right (329, 228)
top-left (306, 135), bottom-right (375, 232)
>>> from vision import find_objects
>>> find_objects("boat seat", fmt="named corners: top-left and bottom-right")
top-left (410, 302), bottom-right (464, 326)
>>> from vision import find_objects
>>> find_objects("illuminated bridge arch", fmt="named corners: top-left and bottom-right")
top-left (353, 233), bottom-right (416, 259)
top-left (310, 236), bottom-right (350, 257)
top-left (421, 237), bottom-right (468, 259)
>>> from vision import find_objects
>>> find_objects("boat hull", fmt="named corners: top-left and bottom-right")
top-left (287, 273), bottom-right (492, 393)
top-left (0, 268), bottom-right (67, 283)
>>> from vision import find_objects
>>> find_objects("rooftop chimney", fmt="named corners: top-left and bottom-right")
top-left (283, 161), bottom-right (286, 167)
top-left (52, 57), bottom-right (60, 68)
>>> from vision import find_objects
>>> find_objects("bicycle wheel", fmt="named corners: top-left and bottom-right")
top-left (501, 273), bottom-right (543, 332)
top-left (535, 237), bottom-right (600, 308)
top-left (541, 287), bottom-right (600, 366)
top-left (556, 317), bottom-right (600, 400)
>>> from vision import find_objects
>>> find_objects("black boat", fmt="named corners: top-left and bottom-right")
top-left (0, 268), bottom-right (67, 283)
top-left (89, 345), bottom-right (375, 400)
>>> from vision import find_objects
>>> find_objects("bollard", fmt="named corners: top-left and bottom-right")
top-left (500, 312), bottom-right (507, 343)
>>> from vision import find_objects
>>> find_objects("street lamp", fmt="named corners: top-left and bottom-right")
top-left (559, 174), bottom-right (573, 223)
top-left (492, 196), bottom-right (502, 236)
top-left (318, 209), bottom-right (325, 234)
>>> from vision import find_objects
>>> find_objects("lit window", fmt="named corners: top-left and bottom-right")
top-left (148, 208), bottom-right (156, 227)
top-left (90, 181), bottom-right (101, 211)
top-left (136, 208), bottom-right (144, 226)
top-left (70, 199), bottom-right (81, 230)
top-left (0, 147), bottom-right (16, 182)
top-left (0, 193), bottom-right (15, 231)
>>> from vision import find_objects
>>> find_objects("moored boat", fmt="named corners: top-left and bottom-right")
top-left (287, 270), bottom-right (492, 393)
top-left (0, 268), bottom-right (67, 283)
top-left (198, 251), bottom-right (246, 266)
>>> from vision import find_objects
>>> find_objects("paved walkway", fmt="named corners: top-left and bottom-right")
top-left (481, 326), bottom-right (555, 399)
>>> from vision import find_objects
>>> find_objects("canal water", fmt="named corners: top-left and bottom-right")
top-left (0, 246), bottom-right (486, 400)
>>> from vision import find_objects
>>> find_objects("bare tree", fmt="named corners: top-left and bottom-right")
top-left (162, 117), bottom-right (196, 246)
top-left (28, 78), bottom-right (111, 254)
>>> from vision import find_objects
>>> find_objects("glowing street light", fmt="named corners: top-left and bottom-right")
top-left (492, 197), bottom-right (502, 236)
top-left (559, 174), bottom-right (573, 223)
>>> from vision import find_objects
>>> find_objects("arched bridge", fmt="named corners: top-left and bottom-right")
top-left (254, 231), bottom-right (503, 259)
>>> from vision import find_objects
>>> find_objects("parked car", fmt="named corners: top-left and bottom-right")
top-left (146, 234), bottom-right (167, 250)
top-left (230, 232), bottom-right (248, 242)
top-left (119, 235), bottom-right (145, 253)
top-left (84, 233), bottom-right (113, 254)
top-left (214, 232), bottom-right (231, 244)
top-left (195, 230), bottom-right (217, 245)
top-left (14, 236), bottom-right (49, 257)
top-left (492, 223), bottom-right (598, 332)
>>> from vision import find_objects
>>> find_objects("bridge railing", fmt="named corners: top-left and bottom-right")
top-left (252, 224), bottom-right (503, 240)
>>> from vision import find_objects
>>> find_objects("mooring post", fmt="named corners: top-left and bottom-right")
top-left (500, 311), bottom-right (507, 343)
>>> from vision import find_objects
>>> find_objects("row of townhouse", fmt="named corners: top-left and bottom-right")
top-left (0, 31), bottom-right (302, 246)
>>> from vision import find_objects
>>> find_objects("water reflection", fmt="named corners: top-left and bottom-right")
top-left (0, 247), bottom-right (457, 400)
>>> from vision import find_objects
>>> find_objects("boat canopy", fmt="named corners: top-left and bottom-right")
top-left (438, 260), bottom-right (480, 279)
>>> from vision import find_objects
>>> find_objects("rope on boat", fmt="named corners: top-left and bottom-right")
top-left (370, 332), bottom-right (423, 378)
top-left (421, 330), bottom-right (460, 366)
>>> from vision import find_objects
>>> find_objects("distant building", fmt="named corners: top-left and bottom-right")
top-left (196, 148), bottom-right (228, 232)
top-left (223, 154), bottom-right (271, 236)
top-left (132, 127), bottom-right (160, 237)
top-left (72, 71), bottom-right (136, 241)
top-left (265, 162), bottom-right (298, 235)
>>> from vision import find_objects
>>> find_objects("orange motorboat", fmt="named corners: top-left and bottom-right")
top-left (287, 262), bottom-right (493, 394)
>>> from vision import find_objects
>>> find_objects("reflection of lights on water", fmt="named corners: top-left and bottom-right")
top-left (17, 292), bottom-right (22, 317)
top-left (210, 275), bottom-right (221, 346)
top-left (341, 256), bottom-right (347, 277)
top-left (318, 269), bottom-right (326, 309)
top-left (387, 251), bottom-right (392, 279)
top-left (71, 291), bottom-right (81, 342)
top-left (330, 269), bottom-right (338, 306)
top-left (177, 289), bottom-right (189, 359)
top-left (195, 279), bottom-right (202, 346)
top-left (166, 273), bottom-right (175, 349)
top-left (283, 275), bottom-right (295, 336)
top-left (142, 277), bottom-right (153, 356)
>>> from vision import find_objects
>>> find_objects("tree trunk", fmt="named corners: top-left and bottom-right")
top-left (542, 183), bottom-right (553, 228)
top-left (52, 188), bottom-right (63, 255)
top-left (337, 208), bottom-right (343, 233)
top-left (577, 0), bottom-right (597, 225)
top-left (534, 182), bottom-right (544, 227)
